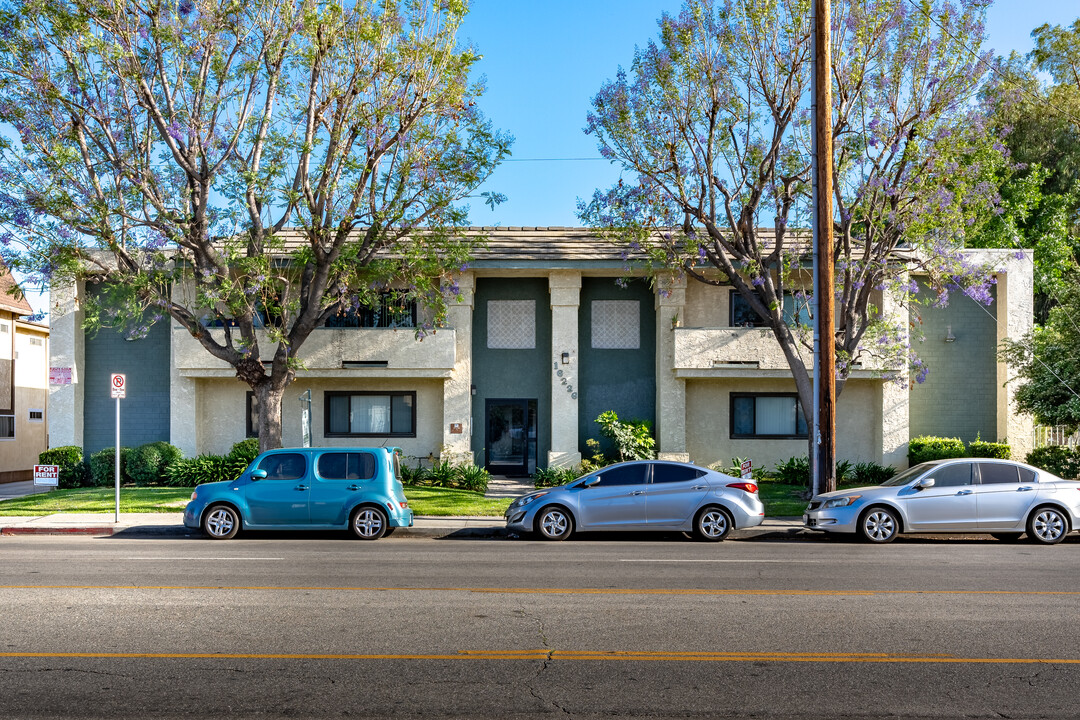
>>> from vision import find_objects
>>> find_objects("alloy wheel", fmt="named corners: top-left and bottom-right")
top-left (352, 508), bottom-right (387, 540)
top-left (861, 509), bottom-right (897, 543)
top-left (1029, 508), bottom-right (1067, 545)
top-left (695, 507), bottom-right (731, 541)
top-left (537, 508), bottom-right (571, 540)
top-left (203, 506), bottom-right (238, 540)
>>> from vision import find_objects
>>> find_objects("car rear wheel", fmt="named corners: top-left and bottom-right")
top-left (858, 507), bottom-right (899, 543)
top-left (536, 506), bottom-right (573, 541)
top-left (351, 506), bottom-right (388, 540)
top-left (1027, 507), bottom-right (1068, 545)
top-left (202, 505), bottom-right (240, 540)
top-left (990, 532), bottom-right (1022, 543)
top-left (693, 506), bottom-right (732, 542)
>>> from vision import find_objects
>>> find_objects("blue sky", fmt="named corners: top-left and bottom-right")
top-left (458, 0), bottom-right (1080, 228)
top-left (18, 0), bottom-right (1080, 316)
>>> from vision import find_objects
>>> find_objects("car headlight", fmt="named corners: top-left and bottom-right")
top-left (190, 489), bottom-right (198, 501)
top-left (821, 495), bottom-right (861, 509)
top-left (513, 491), bottom-right (549, 508)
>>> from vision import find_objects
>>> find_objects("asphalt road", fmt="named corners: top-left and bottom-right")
top-left (3, 531), bottom-right (1080, 719)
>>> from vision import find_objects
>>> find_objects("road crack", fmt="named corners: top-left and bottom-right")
top-left (514, 605), bottom-right (570, 717)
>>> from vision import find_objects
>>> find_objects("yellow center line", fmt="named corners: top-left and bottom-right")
top-left (1, 650), bottom-right (1079, 665)
top-left (0, 585), bottom-right (1078, 597)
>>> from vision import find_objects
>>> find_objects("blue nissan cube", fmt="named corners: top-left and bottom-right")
top-left (184, 447), bottom-right (413, 540)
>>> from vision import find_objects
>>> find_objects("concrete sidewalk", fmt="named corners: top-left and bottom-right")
top-left (0, 513), bottom-right (805, 539)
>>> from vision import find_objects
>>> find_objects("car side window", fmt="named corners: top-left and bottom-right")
top-left (592, 465), bottom-right (647, 487)
top-left (318, 452), bottom-right (377, 480)
top-left (651, 464), bottom-right (704, 484)
top-left (977, 463), bottom-right (1020, 485)
top-left (257, 453), bottom-right (307, 481)
top-left (927, 463), bottom-right (972, 487)
top-left (1018, 466), bottom-right (1037, 484)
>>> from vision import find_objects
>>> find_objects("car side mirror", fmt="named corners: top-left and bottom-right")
top-left (251, 469), bottom-right (267, 480)
top-left (915, 477), bottom-right (935, 490)
top-left (582, 477), bottom-right (600, 488)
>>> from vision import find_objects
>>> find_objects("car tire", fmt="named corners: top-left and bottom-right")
top-left (990, 532), bottom-right (1023, 543)
top-left (858, 506), bottom-right (899, 544)
top-left (535, 506), bottom-right (573, 541)
top-left (202, 504), bottom-right (240, 540)
top-left (693, 506), bottom-right (733, 542)
top-left (1027, 506), bottom-right (1068, 545)
top-left (350, 506), bottom-right (388, 540)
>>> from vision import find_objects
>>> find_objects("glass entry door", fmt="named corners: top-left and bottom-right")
top-left (485, 398), bottom-right (537, 476)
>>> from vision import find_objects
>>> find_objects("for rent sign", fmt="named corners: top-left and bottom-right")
top-left (33, 464), bottom-right (60, 486)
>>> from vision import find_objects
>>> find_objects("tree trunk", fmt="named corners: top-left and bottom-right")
top-left (254, 377), bottom-right (288, 453)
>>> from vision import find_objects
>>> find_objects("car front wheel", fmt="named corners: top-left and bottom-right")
top-left (351, 506), bottom-right (388, 540)
top-left (536, 506), bottom-right (573, 541)
top-left (203, 505), bottom-right (240, 540)
top-left (1027, 507), bottom-right (1068, 545)
top-left (693, 506), bottom-right (733, 542)
top-left (858, 507), bottom-right (899, 543)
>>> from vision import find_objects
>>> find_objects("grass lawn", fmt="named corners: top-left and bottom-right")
top-left (0, 486), bottom-right (193, 515)
top-left (757, 478), bottom-right (810, 517)
top-left (0, 484), bottom-right (513, 517)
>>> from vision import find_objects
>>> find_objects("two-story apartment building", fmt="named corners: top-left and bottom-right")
top-left (47, 229), bottom-right (1033, 473)
top-left (0, 266), bottom-right (49, 482)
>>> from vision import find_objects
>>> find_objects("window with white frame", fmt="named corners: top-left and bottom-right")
top-left (28, 337), bottom-right (43, 346)
top-left (0, 415), bottom-right (13, 439)
top-left (28, 409), bottom-right (43, 422)
top-left (487, 300), bottom-right (535, 349)
top-left (730, 393), bottom-right (808, 438)
top-left (591, 300), bottom-right (640, 349)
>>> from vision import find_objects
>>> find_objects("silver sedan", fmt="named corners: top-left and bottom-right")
top-left (804, 458), bottom-right (1080, 544)
top-left (505, 460), bottom-right (765, 541)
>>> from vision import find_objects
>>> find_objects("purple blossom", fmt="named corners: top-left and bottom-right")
top-left (178, 0), bottom-right (194, 17)
top-left (751, 276), bottom-right (764, 287)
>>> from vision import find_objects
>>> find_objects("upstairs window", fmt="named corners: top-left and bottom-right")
top-left (730, 290), bottom-right (811, 328)
top-left (325, 293), bottom-right (417, 329)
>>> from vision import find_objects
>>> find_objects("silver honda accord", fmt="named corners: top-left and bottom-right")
top-left (804, 459), bottom-right (1080, 544)
top-left (505, 460), bottom-right (765, 541)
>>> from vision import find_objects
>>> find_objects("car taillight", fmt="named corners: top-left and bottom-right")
top-left (399, 501), bottom-right (408, 508)
top-left (727, 482), bottom-right (758, 494)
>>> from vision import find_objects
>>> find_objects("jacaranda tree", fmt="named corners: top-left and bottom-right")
top-left (0, 0), bottom-right (510, 449)
top-left (579, 0), bottom-right (1007, 452)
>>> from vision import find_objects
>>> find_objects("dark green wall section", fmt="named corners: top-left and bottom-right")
top-left (578, 278), bottom-right (656, 454)
top-left (471, 278), bottom-right (551, 470)
top-left (909, 283), bottom-right (998, 442)
top-left (83, 289), bottom-right (172, 453)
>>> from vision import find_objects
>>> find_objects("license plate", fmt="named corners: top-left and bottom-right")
top-left (804, 516), bottom-right (816, 527)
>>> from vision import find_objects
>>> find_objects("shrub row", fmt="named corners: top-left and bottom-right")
top-left (398, 459), bottom-right (491, 493)
top-left (908, 435), bottom-right (1011, 465)
top-left (39, 438), bottom-right (260, 488)
top-left (1025, 445), bottom-right (1080, 479)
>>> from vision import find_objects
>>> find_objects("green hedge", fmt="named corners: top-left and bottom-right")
top-left (89, 447), bottom-right (134, 487)
top-left (967, 439), bottom-right (1011, 459)
top-left (126, 442), bottom-right (183, 485)
top-left (162, 439), bottom-right (260, 487)
top-left (908, 436), bottom-right (967, 465)
top-left (1025, 446), bottom-right (1080, 480)
top-left (38, 446), bottom-right (89, 489)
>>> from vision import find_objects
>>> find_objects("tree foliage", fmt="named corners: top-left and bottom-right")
top-left (579, 0), bottom-right (1005, 424)
top-left (0, 0), bottom-right (510, 449)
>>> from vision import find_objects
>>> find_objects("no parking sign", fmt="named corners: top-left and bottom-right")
top-left (110, 373), bottom-right (126, 399)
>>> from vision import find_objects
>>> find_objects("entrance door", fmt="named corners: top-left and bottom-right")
top-left (485, 399), bottom-right (537, 476)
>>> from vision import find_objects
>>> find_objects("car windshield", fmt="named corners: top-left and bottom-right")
top-left (878, 462), bottom-right (937, 487)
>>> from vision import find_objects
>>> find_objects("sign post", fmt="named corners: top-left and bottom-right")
top-left (299, 389), bottom-right (312, 448)
top-left (110, 373), bottom-right (126, 522)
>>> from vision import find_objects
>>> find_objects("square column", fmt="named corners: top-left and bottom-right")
top-left (656, 276), bottom-right (689, 462)
top-left (48, 279), bottom-right (84, 449)
top-left (441, 272), bottom-right (475, 464)
top-left (880, 272), bottom-right (910, 468)
top-left (548, 271), bottom-right (582, 468)
top-left (997, 252), bottom-right (1034, 460)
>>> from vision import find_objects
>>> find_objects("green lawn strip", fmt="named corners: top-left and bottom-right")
top-left (0, 487), bottom-right (193, 515)
top-left (757, 478), bottom-right (808, 517)
top-left (402, 484), bottom-right (512, 517)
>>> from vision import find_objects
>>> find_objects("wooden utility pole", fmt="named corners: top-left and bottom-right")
top-left (811, 0), bottom-right (837, 495)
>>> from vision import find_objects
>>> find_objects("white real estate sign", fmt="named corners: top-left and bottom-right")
top-left (33, 464), bottom-right (60, 487)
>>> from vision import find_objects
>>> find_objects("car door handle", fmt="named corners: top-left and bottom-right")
top-left (957, 489), bottom-right (972, 495)
top-left (630, 490), bottom-right (644, 496)
top-left (691, 486), bottom-right (709, 490)
top-left (295, 484), bottom-right (308, 491)
top-left (347, 485), bottom-right (360, 491)
top-left (1017, 486), bottom-right (1034, 492)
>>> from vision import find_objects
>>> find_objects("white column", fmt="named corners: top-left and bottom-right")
top-left (48, 279), bottom-right (84, 448)
top-left (998, 252), bottom-right (1034, 460)
top-left (881, 273), bottom-right (910, 468)
top-left (656, 276), bottom-right (689, 462)
top-left (169, 285), bottom-right (198, 456)
top-left (441, 272), bottom-right (474, 464)
top-left (548, 271), bottom-right (582, 468)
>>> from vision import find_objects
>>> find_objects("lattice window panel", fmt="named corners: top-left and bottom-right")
top-left (487, 300), bottom-right (536, 349)
top-left (591, 300), bottom-right (640, 349)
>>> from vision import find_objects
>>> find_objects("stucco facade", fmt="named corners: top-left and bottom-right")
top-left (47, 231), bottom-right (1034, 475)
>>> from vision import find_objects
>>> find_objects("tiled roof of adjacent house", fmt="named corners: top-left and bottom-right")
top-left (0, 265), bottom-right (33, 315)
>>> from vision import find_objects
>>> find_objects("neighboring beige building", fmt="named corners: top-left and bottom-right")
top-left (48, 230), bottom-right (1033, 474)
top-left (0, 267), bottom-right (48, 482)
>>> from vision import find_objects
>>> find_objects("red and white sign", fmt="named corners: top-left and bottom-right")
top-left (110, 373), bottom-right (126, 399)
top-left (740, 459), bottom-right (752, 480)
top-left (49, 367), bottom-right (72, 385)
top-left (33, 464), bottom-right (60, 486)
